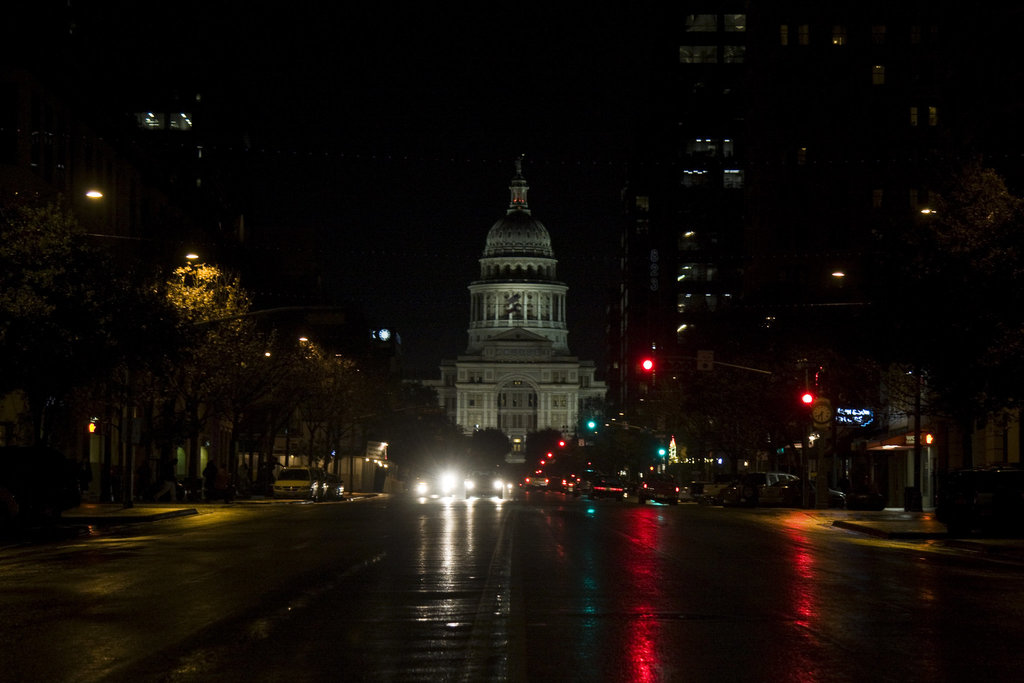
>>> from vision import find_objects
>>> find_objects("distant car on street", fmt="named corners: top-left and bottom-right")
top-left (523, 474), bottom-right (549, 490)
top-left (637, 474), bottom-right (680, 505)
top-left (413, 470), bottom-right (461, 498)
top-left (463, 471), bottom-right (505, 499)
top-left (588, 476), bottom-right (628, 501)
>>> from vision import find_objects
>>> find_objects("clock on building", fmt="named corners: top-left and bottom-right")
top-left (811, 398), bottom-right (833, 426)
top-left (377, 328), bottom-right (391, 341)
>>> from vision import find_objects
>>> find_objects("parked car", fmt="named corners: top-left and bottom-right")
top-left (845, 488), bottom-right (886, 511)
top-left (637, 474), bottom-right (680, 505)
top-left (324, 473), bottom-right (346, 501)
top-left (464, 471), bottom-right (505, 499)
top-left (681, 481), bottom-right (710, 503)
top-left (936, 467), bottom-right (1024, 536)
top-left (588, 476), bottom-right (628, 500)
top-left (697, 474), bottom-right (738, 505)
top-left (721, 472), bottom-right (799, 507)
top-left (759, 478), bottom-right (846, 508)
top-left (0, 446), bottom-right (81, 527)
top-left (272, 467), bottom-right (326, 501)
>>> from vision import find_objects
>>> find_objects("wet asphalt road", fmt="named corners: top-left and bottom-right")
top-left (3, 492), bottom-right (1024, 682)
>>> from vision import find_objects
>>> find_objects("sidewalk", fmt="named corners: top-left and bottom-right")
top-left (813, 508), bottom-right (1024, 561)
top-left (62, 502), bottom-right (200, 525)
top-left (62, 492), bottom-right (380, 525)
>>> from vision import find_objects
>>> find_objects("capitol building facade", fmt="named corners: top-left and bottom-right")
top-left (431, 160), bottom-right (606, 461)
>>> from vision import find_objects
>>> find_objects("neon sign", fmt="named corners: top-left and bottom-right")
top-left (836, 408), bottom-right (874, 427)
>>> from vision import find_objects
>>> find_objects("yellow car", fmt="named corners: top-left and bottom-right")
top-left (272, 467), bottom-right (326, 501)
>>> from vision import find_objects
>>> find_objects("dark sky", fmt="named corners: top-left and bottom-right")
top-left (66, 3), bottom-right (671, 378)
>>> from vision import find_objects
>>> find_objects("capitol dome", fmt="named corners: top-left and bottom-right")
top-left (483, 211), bottom-right (554, 257)
top-left (482, 159), bottom-right (554, 258)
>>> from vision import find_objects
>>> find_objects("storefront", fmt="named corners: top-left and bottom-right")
top-left (864, 431), bottom-right (936, 510)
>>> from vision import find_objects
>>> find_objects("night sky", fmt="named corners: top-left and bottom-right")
top-left (57, 4), bottom-right (673, 377)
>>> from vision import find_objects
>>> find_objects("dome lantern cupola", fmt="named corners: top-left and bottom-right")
top-left (482, 157), bottom-right (554, 258)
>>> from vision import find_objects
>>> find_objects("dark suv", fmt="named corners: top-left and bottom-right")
top-left (936, 467), bottom-right (1024, 536)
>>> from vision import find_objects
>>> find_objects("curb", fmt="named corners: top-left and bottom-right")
top-left (831, 520), bottom-right (947, 540)
top-left (63, 508), bottom-right (199, 525)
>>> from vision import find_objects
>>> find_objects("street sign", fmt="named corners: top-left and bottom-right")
top-left (697, 350), bottom-right (714, 371)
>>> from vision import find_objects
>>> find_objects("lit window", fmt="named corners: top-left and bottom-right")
top-left (873, 189), bottom-right (884, 208)
top-left (685, 15), bottom-right (717, 32)
top-left (724, 45), bottom-right (745, 63)
top-left (797, 147), bottom-right (807, 165)
top-left (680, 45), bottom-right (718, 63)
top-left (681, 169), bottom-right (710, 187)
top-left (687, 138), bottom-right (717, 156)
top-left (928, 106), bottom-right (938, 126)
top-left (872, 65), bottom-right (885, 85)
top-left (832, 25), bottom-right (847, 45)
top-left (724, 15), bottom-right (745, 32)
top-left (872, 25), bottom-right (886, 44)
top-left (780, 25), bottom-right (789, 46)
top-left (136, 112), bottom-right (164, 129)
top-left (798, 25), bottom-right (810, 46)
top-left (168, 112), bottom-right (193, 130)
top-left (723, 169), bottom-right (744, 188)
top-left (910, 107), bottom-right (918, 126)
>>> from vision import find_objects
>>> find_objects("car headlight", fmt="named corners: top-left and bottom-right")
top-left (440, 472), bottom-right (457, 494)
top-left (493, 479), bottom-right (503, 490)
top-left (415, 481), bottom-right (429, 495)
top-left (465, 480), bottom-right (475, 490)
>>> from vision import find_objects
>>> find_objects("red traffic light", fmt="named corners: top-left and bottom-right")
top-left (641, 358), bottom-right (655, 372)
top-left (558, 440), bottom-right (566, 448)
top-left (800, 392), bottom-right (815, 405)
